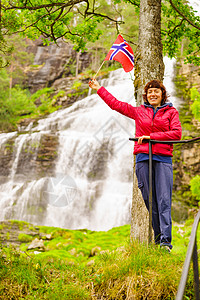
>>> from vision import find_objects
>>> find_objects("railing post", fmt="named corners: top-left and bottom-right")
top-left (193, 238), bottom-right (200, 300)
top-left (176, 209), bottom-right (200, 300)
top-left (148, 140), bottom-right (153, 244)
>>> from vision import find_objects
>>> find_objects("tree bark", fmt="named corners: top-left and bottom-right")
top-left (130, 0), bottom-right (165, 243)
top-left (76, 51), bottom-right (80, 78)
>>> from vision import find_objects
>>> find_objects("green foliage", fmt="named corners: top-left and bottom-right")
top-left (6, 35), bottom-right (34, 85)
top-left (30, 87), bottom-right (60, 115)
top-left (6, 86), bottom-right (35, 117)
top-left (190, 175), bottom-right (200, 202)
top-left (30, 87), bottom-right (53, 102)
top-left (161, 0), bottom-right (200, 65)
top-left (0, 222), bottom-right (199, 299)
top-left (0, 69), bottom-right (64, 131)
top-left (0, 0), bottom-right (199, 67)
top-left (0, 34), bottom-right (14, 68)
top-left (70, 17), bottom-right (104, 51)
top-left (190, 87), bottom-right (200, 121)
top-left (71, 80), bottom-right (82, 90)
top-left (1, 0), bottom-right (108, 51)
top-left (0, 71), bottom-right (36, 131)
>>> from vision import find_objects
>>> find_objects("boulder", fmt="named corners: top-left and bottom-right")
top-left (28, 238), bottom-right (45, 251)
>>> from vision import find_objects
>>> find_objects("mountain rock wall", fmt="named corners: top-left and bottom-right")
top-left (172, 61), bottom-right (200, 214)
top-left (25, 38), bottom-right (92, 94)
top-left (177, 60), bottom-right (200, 92)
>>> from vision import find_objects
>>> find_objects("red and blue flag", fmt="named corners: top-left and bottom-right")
top-left (104, 34), bottom-right (134, 72)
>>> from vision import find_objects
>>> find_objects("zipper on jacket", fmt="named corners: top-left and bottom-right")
top-left (151, 111), bottom-right (155, 127)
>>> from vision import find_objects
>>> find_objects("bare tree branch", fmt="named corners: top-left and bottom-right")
top-left (50, 7), bottom-right (65, 43)
top-left (7, 3), bottom-right (75, 38)
top-left (124, 0), bottom-right (139, 7)
top-left (3, 0), bottom-right (84, 10)
top-left (84, 0), bottom-right (89, 18)
top-left (121, 33), bottom-right (138, 46)
top-left (86, 12), bottom-right (124, 25)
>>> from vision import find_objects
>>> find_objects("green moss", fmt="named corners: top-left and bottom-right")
top-left (6, 232), bottom-right (10, 240)
top-left (67, 89), bottom-right (88, 99)
top-left (19, 243), bottom-right (29, 252)
top-left (0, 221), bottom-right (199, 299)
top-left (28, 226), bottom-right (36, 231)
top-left (52, 90), bottom-right (65, 101)
top-left (10, 220), bottom-right (29, 230)
top-left (18, 233), bottom-right (33, 243)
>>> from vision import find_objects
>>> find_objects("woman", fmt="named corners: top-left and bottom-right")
top-left (89, 78), bottom-right (182, 252)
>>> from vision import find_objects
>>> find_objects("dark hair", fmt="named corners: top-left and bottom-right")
top-left (143, 80), bottom-right (168, 105)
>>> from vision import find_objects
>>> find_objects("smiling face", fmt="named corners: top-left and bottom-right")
top-left (147, 88), bottom-right (163, 109)
top-left (143, 80), bottom-right (167, 107)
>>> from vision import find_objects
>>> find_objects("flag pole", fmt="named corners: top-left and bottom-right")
top-left (93, 60), bottom-right (105, 80)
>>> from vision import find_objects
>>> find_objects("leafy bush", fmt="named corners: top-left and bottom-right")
top-left (0, 71), bottom-right (63, 131)
top-left (0, 84), bottom-right (35, 131)
top-left (190, 88), bottom-right (200, 121)
top-left (190, 175), bottom-right (200, 203)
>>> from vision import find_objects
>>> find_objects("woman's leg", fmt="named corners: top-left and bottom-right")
top-left (153, 161), bottom-right (173, 248)
top-left (136, 161), bottom-right (161, 244)
top-left (135, 161), bottom-right (149, 210)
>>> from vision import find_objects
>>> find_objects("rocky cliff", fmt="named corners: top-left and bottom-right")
top-left (25, 38), bottom-right (92, 93)
top-left (13, 38), bottom-right (98, 119)
top-left (177, 60), bottom-right (200, 92)
top-left (172, 60), bottom-right (200, 213)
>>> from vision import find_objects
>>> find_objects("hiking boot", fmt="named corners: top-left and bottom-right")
top-left (161, 245), bottom-right (171, 253)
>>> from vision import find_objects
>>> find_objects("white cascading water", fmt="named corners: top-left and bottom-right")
top-left (0, 57), bottom-right (179, 231)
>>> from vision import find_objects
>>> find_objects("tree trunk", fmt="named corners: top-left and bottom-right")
top-left (76, 51), bottom-right (80, 78)
top-left (130, 0), bottom-right (165, 243)
top-left (9, 54), bottom-right (14, 99)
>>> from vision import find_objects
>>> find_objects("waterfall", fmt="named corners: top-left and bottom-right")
top-left (0, 57), bottom-right (180, 231)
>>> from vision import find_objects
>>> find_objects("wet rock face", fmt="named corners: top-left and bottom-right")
top-left (173, 142), bottom-right (200, 206)
top-left (0, 136), bottom-right (16, 180)
top-left (0, 220), bottom-right (52, 249)
top-left (25, 38), bottom-right (92, 93)
top-left (178, 61), bottom-right (200, 92)
top-left (0, 133), bottom-right (59, 182)
top-left (181, 143), bottom-right (200, 179)
top-left (15, 133), bottom-right (59, 179)
top-left (86, 140), bottom-right (112, 181)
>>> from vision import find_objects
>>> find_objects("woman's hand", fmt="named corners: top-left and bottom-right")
top-left (89, 79), bottom-right (101, 91)
top-left (137, 136), bottom-right (150, 145)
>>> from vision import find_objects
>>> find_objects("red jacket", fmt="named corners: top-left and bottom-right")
top-left (97, 87), bottom-right (182, 156)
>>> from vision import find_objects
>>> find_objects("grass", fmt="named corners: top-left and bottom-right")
top-left (0, 221), bottom-right (199, 299)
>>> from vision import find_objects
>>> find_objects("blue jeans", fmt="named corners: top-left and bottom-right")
top-left (136, 160), bottom-right (173, 249)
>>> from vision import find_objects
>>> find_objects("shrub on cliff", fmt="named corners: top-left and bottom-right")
top-left (190, 87), bottom-right (200, 122)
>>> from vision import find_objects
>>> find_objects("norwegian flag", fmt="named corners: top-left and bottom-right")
top-left (104, 34), bottom-right (134, 72)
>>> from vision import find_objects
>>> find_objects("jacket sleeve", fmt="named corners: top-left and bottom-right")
top-left (150, 109), bottom-right (182, 141)
top-left (97, 86), bottom-right (137, 119)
